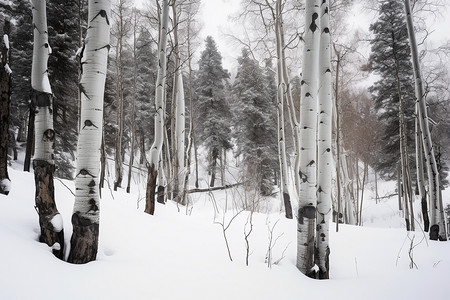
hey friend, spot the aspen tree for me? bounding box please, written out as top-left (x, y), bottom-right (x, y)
top-left (403, 0), bottom-right (447, 240)
top-left (31, 0), bottom-right (64, 259)
top-left (316, 0), bottom-right (332, 279)
top-left (297, 0), bottom-right (320, 277)
top-left (69, 0), bottom-right (111, 263)
top-left (145, 0), bottom-right (169, 214)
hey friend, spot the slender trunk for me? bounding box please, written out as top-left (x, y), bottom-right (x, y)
top-left (0, 20), bottom-right (11, 195)
top-left (24, 103), bottom-right (35, 172)
top-left (69, 0), bottom-right (111, 263)
top-left (297, 0), bottom-right (320, 277)
top-left (145, 0), bottom-right (169, 214)
top-left (210, 147), bottom-right (218, 187)
top-left (415, 104), bottom-right (428, 231)
top-left (404, 0), bottom-right (446, 240)
top-left (114, 6), bottom-right (125, 191)
top-left (359, 162), bottom-right (368, 226)
top-left (31, 0), bottom-right (64, 259)
top-left (127, 11), bottom-right (138, 194)
top-left (333, 46), bottom-right (342, 231)
top-left (275, 0), bottom-right (293, 219)
top-left (277, 1), bottom-right (300, 200)
top-left (315, 0), bottom-right (332, 279)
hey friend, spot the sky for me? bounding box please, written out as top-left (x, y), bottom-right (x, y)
top-left (134, 0), bottom-right (450, 75)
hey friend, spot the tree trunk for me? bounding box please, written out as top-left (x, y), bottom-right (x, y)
top-left (127, 10), bottom-right (138, 194)
top-left (403, 0), bottom-right (446, 240)
top-left (31, 0), bottom-right (64, 259)
top-left (69, 0), bottom-right (111, 263)
top-left (145, 0), bottom-right (169, 214)
top-left (275, 0), bottom-right (293, 219)
top-left (315, 0), bottom-right (332, 279)
top-left (24, 103), bottom-right (35, 172)
top-left (415, 104), bottom-right (429, 231)
top-left (0, 20), bottom-right (11, 195)
top-left (297, 0), bottom-right (320, 278)
top-left (209, 147), bottom-right (218, 187)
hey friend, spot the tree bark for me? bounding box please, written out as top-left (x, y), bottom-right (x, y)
top-left (127, 10), bottom-right (138, 194)
top-left (297, 0), bottom-right (320, 278)
top-left (69, 0), bottom-right (111, 263)
top-left (0, 20), bottom-right (11, 195)
top-left (403, 0), bottom-right (446, 240)
top-left (31, 0), bottom-right (64, 259)
top-left (315, 0), bottom-right (332, 279)
top-left (275, 0), bottom-right (293, 219)
top-left (145, 0), bottom-right (169, 214)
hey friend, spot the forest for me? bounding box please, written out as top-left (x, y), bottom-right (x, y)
top-left (0, 0), bottom-right (450, 299)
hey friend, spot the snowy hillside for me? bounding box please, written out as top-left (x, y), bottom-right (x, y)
top-left (0, 166), bottom-right (449, 300)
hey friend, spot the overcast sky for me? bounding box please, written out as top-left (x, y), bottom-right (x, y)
top-left (134, 0), bottom-right (450, 75)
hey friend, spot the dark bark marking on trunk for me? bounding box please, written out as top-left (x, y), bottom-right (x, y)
top-left (68, 213), bottom-right (99, 264)
top-left (283, 192), bottom-right (293, 219)
top-left (145, 163), bottom-right (157, 215)
top-left (298, 205), bottom-right (316, 225)
top-left (157, 185), bottom-right (165, 204)
top-left (33, 160), bottom-right (64, 259)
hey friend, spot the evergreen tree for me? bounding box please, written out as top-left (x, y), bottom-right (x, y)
top-left (134, 28), bottom-right (156, 163)
top-left (194, 36), bottom-right (231, 187)
top-left (47, 0), bottom-right (81, 179)
top-left (232, 49), bottom-right (277, 195)
top-left (368, 0), bottom-right (416, 181)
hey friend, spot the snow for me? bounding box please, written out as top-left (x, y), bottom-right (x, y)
top-left (50, 213), bottom-right (63, 232)
top-left (0, 178), bottom-right (11, 193)
top-left (3, 34), bottom-right (9, 50)
top-left (0, 166), bottom-right (449, 300)
top-left (4, 63), bottom-right (12, 75)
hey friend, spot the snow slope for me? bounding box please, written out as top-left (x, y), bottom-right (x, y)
top-left (0, 167), bottom-right (449, 300)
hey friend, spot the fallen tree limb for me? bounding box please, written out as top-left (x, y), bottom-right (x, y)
top-left (186, 182), bottom-right (243, 194)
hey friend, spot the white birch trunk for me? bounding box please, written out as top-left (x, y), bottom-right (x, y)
top-left (316, 0), bottom-right (332, 279)
top-left (275, 0), bottom-right (293, 219)
top-left (276, 0), bottom-right (301, 202)
top-left (31, 0), bottom-right (65, 259)
top-left (415, 103), bottom-right (429, 230)
top-left (69, 0), bottom-right (111, 263)
top-left (145, 0), bottom-right (169, 214)
top-left (297, 0), bottom-right (320, 277)
top-left (172, 1), bottom-right (186, 203)
top-left (403, 0), bottom-right (446, 240)
top-left (32, 0), bottom-right (53, 162)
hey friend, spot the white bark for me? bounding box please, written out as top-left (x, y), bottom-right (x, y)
top-left (148, 0), bottom-right (169, 170)
top-left (297, 0), bottom-right (320, 276)
top-left (275, 0), bottom-right (292, 219)
top-left (31, 0), bottom-right (53, 164)
top-left (316, 0), bottom-right (332, 279)
top-left (403, 0), bottom-right (446, 240)
top-left (74, 0), bottom-right (111, 224)
top-left (172, 1), bottom-right (186, 201)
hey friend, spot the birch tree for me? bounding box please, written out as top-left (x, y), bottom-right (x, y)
top-left (0, 20), bottom-right (11, 195)
top-left (403, 0), bottom-right (447, 240)
top-left (297, 0), bottom-right (320, 277)
top-left (68, 0), bottom-right (111, 263)
top-left (30, 0), bottom-right (64, 259)
top-left (315, 0), bottom-right (332, 279)
top-left (171, 0), bottom-right (186, 203)
top-left (145, 0), bottom-right (169, 215)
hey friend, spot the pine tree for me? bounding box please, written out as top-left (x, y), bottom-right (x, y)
top-left (232, 48), bottom-right (277, 196)
top-left (47, 0), bottom-right (81, 179)
top-left (194, 36), bottom-right (231, 187)
top-left (134, 28), bottom-right (156, 164)
top-left (368, 0), bottom-right (416, 181)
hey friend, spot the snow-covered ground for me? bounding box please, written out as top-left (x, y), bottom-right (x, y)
top-left (0, 162), bottom-right (449, 300)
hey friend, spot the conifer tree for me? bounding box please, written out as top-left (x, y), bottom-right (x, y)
top-left (232, 48), bottom-right (277, 195)
top-left (368, 0), bottom-right (416, 181)
top-left (194, 36), bottom-right (231, 187)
